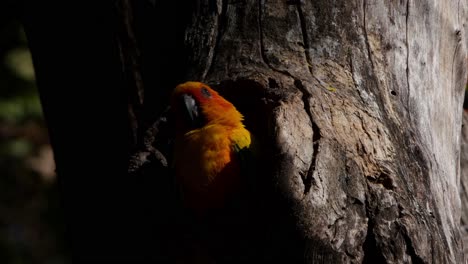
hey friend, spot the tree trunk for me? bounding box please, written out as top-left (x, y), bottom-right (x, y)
top-left (176, 0), bottom-right (467, 263)
top-left (22, 0), bottom-right (468, 263)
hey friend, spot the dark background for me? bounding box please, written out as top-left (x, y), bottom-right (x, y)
top-left (0, 4), bottom-right (69, 264)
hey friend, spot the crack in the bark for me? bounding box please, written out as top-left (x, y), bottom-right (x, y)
top-left (362, 0), bottom-right (374, 69)
top-left (258, 0), bottom-right (317, 83)
top-left (451, 39), bottom-right (461, 95)
top-left (257, 0), bottom-right (297, 79)
top-left (402, 227), bottom-right (425, 264)
top-left (362, 191), bottom-right (386, 263)
top-left (293, 1), bottom-right (323, 196)
top-left (258, 0), bottom-right (292, 79)
top-left (203, 0), bottom-right (228, 81)
top-left (405, 0), bottom-right (411, 113)
top-left (258, 0), bottom-right (321, 195)
top-left (296, 2), bottom-right (313, 75)
top-left (294, 79), bottom-right (321, 195)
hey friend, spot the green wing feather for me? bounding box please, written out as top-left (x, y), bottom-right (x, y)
top-left (232, 134), bottom-right (258, 196)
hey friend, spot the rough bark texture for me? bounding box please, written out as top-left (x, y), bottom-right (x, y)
top-left (174, 0), bottom-right (468, 263)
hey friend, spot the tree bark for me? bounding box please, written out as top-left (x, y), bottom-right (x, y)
top-left (177, 0), bottom-right (467, 263)
top-left (170, 0), bottom-right (467, 263)
top-left (22, 0), bottom-right (468, 263)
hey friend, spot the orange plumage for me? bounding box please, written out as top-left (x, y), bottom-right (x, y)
top-left (171, 81), bottom-right (251, 215)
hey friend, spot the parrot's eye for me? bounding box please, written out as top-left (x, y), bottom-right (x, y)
top-left (201, 87), bottom-right (212, 98)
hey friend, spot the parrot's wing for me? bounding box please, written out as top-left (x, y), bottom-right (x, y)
top-left (232, 134), bottom-right (258, 197)
top-left (233, 143), bottom-right (253, 176)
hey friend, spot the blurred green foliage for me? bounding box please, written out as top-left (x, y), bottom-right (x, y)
top-left (4, 139), bottom-right (32, 158)
top-left (0, 11), bottom-right (69, 264)
top-left (0, 21), bottom-right (41, 123)
top-left (0, 94), bottom-right (42, 122)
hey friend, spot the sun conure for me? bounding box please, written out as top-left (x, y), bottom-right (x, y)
top-left (170, 81), bottom-right (252, 217)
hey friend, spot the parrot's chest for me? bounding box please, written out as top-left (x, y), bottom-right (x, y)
top-left (175, 125), bottom-right (235, 191)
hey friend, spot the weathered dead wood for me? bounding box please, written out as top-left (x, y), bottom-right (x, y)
top-left (176, 0), bottom-right (468, 263)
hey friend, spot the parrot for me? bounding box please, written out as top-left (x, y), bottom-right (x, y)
top-left (170, 81), bottom-right (253, 218)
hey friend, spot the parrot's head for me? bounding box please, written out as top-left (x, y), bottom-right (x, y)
top-left (170, 81), bottom-right (245, 133)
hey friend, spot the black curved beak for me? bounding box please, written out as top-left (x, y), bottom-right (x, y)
top-left (181, 94), bottom-right (203, 129)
